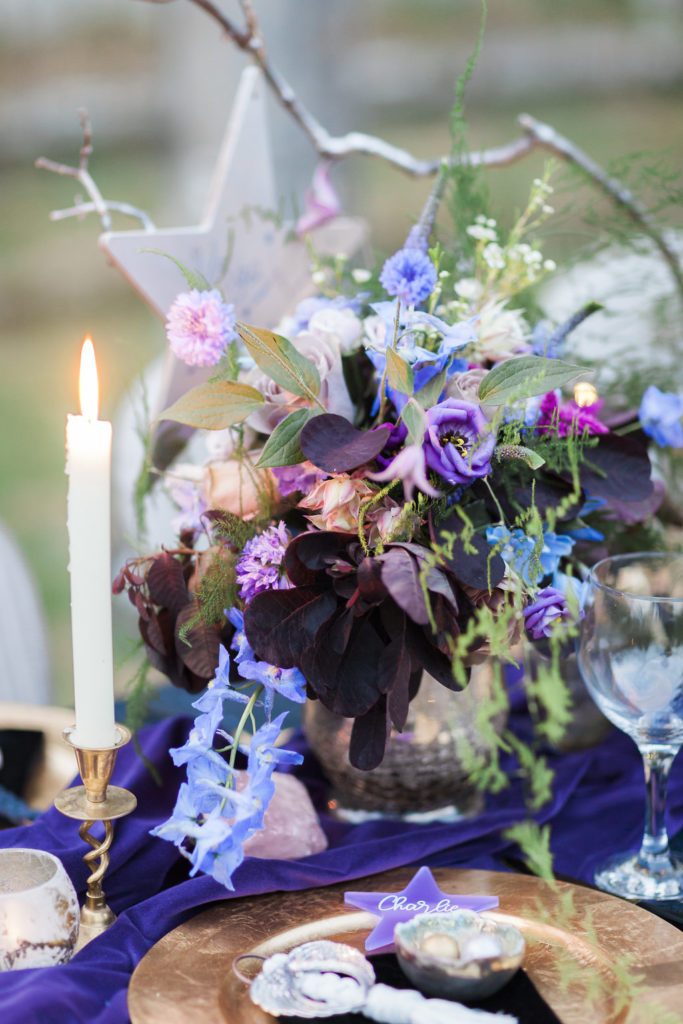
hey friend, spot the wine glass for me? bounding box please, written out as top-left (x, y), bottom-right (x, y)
top-left (577, 551), bottom-right (683, 900)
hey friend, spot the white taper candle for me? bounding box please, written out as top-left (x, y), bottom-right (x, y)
top-left (65, 338), bottom-right (117, 749)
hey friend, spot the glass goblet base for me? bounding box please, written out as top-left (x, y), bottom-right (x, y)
top-left (595, 849), bottom-right (683, 901)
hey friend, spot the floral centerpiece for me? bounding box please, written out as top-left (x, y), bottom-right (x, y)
top-left (115, 159), bottom-right (681, 888)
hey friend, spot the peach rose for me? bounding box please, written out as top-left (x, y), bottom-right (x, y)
top-left (202, 459), bottom-right (276, 519)
top-left (299, 474), bottom-right (375, 533)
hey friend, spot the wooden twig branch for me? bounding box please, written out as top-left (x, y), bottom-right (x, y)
top-left (187, 0), bottom-right (683, 298)
top-left (35, 109), bottom-right (155, 231)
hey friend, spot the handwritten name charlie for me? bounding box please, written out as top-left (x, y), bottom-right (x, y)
top-left (377, 896), bottom-right (461, 913)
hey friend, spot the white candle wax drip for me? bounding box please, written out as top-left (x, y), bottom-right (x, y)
top-left (65, 338), bottom-right (117, 749)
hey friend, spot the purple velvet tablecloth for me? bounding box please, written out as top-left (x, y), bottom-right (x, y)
top-left (0, 711), bottom-right (682, 1024)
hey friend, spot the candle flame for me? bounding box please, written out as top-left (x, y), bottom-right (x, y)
top-left (79, 337), bottom-right (99, 421)
top-left (573, 382), bottom-right (598, 408)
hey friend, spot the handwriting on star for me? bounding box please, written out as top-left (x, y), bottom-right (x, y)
top-left (344, 866), bottom-right (499, 951)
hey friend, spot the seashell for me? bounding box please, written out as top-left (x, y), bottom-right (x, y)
top-left (394, 909), bottom-right (525, 1001)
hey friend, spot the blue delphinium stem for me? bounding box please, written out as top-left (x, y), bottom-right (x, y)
top-left (226, 684), bottom-right (263, 782)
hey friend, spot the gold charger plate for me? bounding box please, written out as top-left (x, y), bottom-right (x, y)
top-left (128, 866), bottom-right (683, 1024)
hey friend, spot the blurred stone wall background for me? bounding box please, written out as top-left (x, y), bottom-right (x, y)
top-left (1, 0), bottom-right (682, 705)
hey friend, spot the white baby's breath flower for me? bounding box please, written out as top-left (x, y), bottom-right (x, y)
top-left (543, 259), bottom-right (557, 272)
top-left (467, 224), bottom-right (497, 242)
top-left (454, 277), bottom-right (482, 301)
top-left (351, 268), bottom-right (372, 284)
top-left (311, 270), bottom-right (327, 286)
top-left (482, 242), bottom-right (505, 269)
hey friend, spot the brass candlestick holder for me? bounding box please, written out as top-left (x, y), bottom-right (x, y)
top-left (54, 724), bottom-right (137, 950)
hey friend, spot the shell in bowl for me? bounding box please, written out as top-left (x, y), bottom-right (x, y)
top-left (394, 909), bottom-right (525, 1001)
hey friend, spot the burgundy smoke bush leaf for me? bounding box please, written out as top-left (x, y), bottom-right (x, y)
top-left (603, 478), bottom-right (665, 524)
top-left (423, 566), bottom-right (459, 611)
top-left (143, 609), bottom-right (172, 657)
top-left (578, 433), bottom-right (653, 501)
top-left (405, 621), bottom-right (458, 689)
top-left (349, 699), bottom-right (389, 770)
top-left (356, 557), bottom-right (387, 605)
top-left (379, 547), bottom-right (430, 625)
top-left (284, 531), bottom-right (353, 585)
top-left (175, 601), bottom-right (221, 679)
top-left (124, 567), bottom-right (146, 587)
top-left (244, 587), bottom-right (338, 668)
top-left (112, 569), bottom-right (126, 594)
top-left (300, 414), bottom-right (391, 473)
top-left (147, 552), bottom-right (189, 614)
top-left (379, 638), bottom-right (412, 730)
top-left (302, 616), bottom-right (387, 717)
top-left (435, 520), bottom-right (506, 590)
top-left (134, 591), bottom-right (150, 622)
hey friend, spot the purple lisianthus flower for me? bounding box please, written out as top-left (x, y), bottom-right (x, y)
top-left (376, 420), bottom-right (408, 468)
top-left (524, 586), bottom-right (576, 639)
top-left (537, 391), bottom-right (608, 438)
top-left (639, 385), bottom-right (683, 448)
top-left (166, 288), bottom-right (237, 367)
top-left (423, 399), bottom-right (495, 486)
top-left (235, 521), bottom-right (292, 604)
top-left (379, 248), bottom-right (437, 306)
top-left (369, 444), bottom-right (441, 503)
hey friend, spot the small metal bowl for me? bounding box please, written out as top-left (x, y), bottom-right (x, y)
top-left (394, 910), bottom-right (525, 1002)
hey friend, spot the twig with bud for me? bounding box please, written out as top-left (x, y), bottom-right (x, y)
top-left (35, 108), bottom-right (155, 231)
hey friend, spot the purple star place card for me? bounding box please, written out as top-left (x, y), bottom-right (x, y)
top-left (344, 866), bottom-right (500, 951)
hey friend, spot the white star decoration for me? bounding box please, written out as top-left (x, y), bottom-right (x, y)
top-left (99, 65), bottom-right (367, 411)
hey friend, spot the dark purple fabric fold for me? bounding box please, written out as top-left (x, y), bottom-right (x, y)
top-left (0, 711), bottom-right (681, 1023)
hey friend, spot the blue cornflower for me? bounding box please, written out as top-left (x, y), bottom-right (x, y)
top-left (379, 248), bottom-right (437, 306)
top-left (639, 385), bottom-right (683, 448)
top-left (487, 525), bottom-right (574, 586)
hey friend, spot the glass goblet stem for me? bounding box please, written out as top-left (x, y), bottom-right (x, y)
top-left (638, 746), bottom-right (677, 868)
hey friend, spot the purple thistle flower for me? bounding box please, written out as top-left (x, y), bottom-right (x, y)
top-left (423, 399), bottom-right (495, 487)
top-left (379, 248), bottom-right (437, 306)
top-left (166, 288), bottom-right (237, 367)
top-left (235, 522), bottom-right (292, 604)
top-left (523, 586), bottom-right (576, 639)
top-left (639, 385), bottom-right (683, 448)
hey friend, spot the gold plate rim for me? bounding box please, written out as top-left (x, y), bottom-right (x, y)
top-left (127, 866), bottom-right (683, 1024)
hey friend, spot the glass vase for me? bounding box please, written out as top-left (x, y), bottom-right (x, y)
top-left (303, 661), bottom-right (506, 822)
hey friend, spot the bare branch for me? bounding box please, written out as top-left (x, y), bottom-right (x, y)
top-left (48, 200), bottom-right (156, 230)
top-left (186, 0), bottom-right (682, 298)
top-left (35, 109), bottom-right (155, 232)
